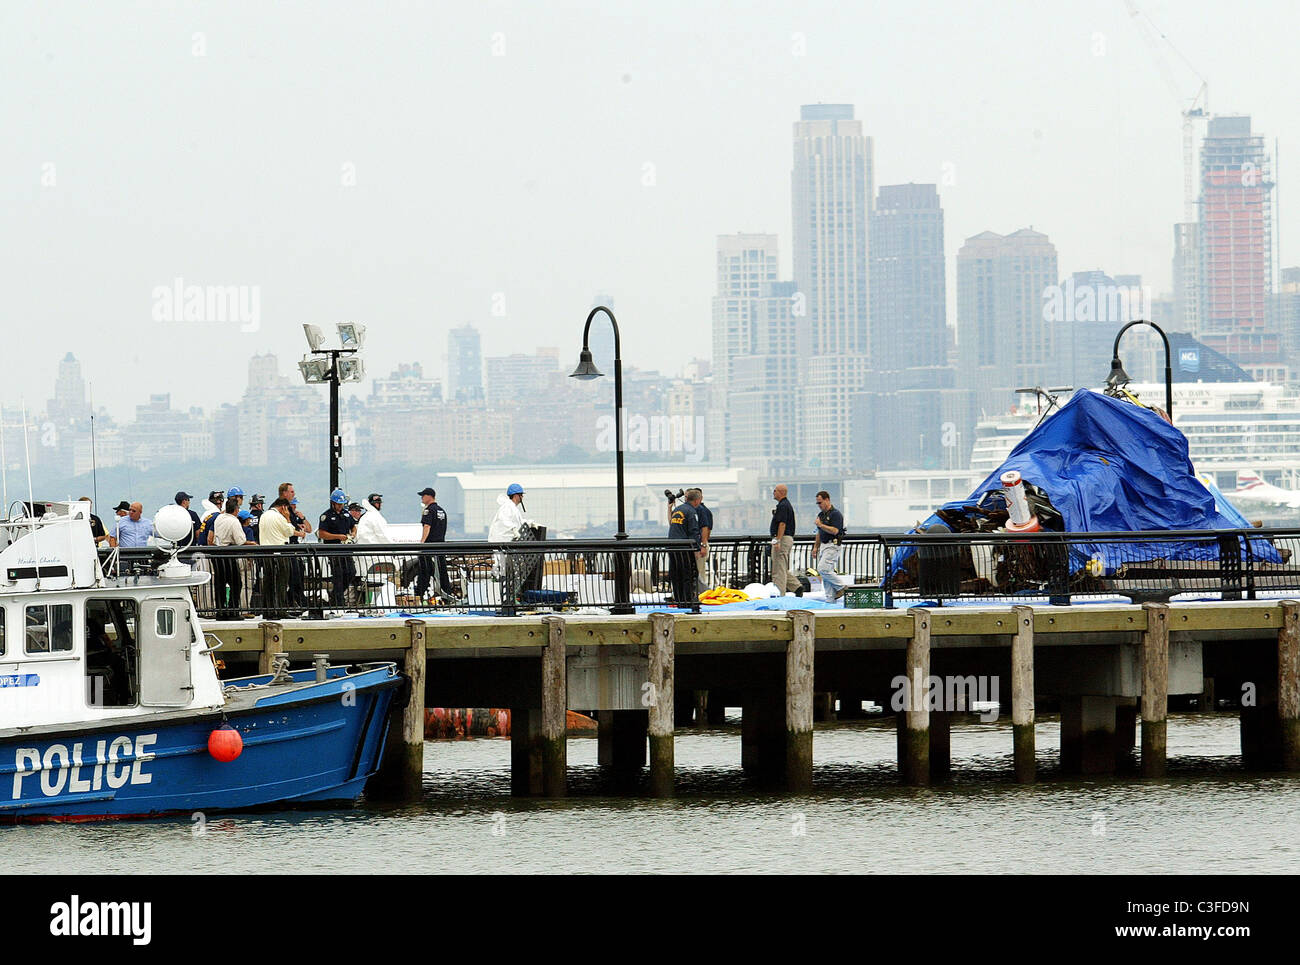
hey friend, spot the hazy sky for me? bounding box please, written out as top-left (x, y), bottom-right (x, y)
top-left (4, 0), bottom-right (1297, 419)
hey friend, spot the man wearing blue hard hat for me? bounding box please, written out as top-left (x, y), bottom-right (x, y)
top-left (318, 487), bottom-right (358, 612)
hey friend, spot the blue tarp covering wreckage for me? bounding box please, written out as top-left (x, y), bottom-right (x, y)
top-left (889, 389), bottom-right (1281, 580)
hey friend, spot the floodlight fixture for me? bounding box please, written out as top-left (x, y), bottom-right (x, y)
top-left (303, 323), bottom-right (326, 352)
top-left (298, 356), bottom-right (330, 384)
top-left (337, 357), bottom-right (366, 383)
top-left (337, 323), bottom-right (366, 350)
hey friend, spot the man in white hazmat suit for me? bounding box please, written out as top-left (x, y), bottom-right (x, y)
top-left (356, 493), bottom-right (392, 544)
top-left (490, 483), bottom-right (534, 614)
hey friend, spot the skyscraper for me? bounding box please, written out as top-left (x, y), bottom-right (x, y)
top-left (792, 104), bottom-right (873, 472)
top-left (711, 234), bottom-right (779, 464)
top-left (727, 281), bottom-right (800, 477)
top-left (47, 352), bottom-right (90, 424)
top-left (1198, 115), bottom-right (1276, 375)
top-left (870, 183), bottom-right (947, 371)
top-left (956, 228), bottom-right (1059, 431)
top-left (587, 292), bottom-right (618, 378)
top-left (1172, 222), bottom-right (1200, 333)
top-left (447, 324), bottom-right (484, 402)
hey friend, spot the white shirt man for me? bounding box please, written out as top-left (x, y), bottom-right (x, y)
top-left (258, 500), bottom-right (296, 546)
top-left (213, 507), bottom-right (252, 546)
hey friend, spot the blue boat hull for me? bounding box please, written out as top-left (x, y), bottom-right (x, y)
top-left (0, 665), bottom-right (403, 821)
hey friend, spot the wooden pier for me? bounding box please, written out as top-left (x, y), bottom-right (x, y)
top-left (203, 599), bottom-right (1300, 797)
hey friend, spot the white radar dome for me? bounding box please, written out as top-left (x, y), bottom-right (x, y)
top-left (154, 504), bottom-right (194, 544)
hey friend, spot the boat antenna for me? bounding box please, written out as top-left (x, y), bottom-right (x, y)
top-left (0, 401), bottom-right (8, 518)
top-left (89, 382), bottom-right (99, 513)
top-left (20, 399), bottom-right (39, 589)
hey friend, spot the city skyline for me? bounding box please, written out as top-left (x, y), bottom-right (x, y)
top-left (5, 1), bottom-right (1300, 418)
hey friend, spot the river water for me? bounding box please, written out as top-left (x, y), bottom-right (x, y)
top-left (5, 712), bottom-right (1299, 874)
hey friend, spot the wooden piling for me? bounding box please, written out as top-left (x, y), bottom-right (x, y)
top-left (648, 612), bottom-right (675, 797)
top-left (510, 709), bottom-right (543, 795)
top-left (786, 610), bottom-right (815, 792)
top-left (902, 608), bottom-right (931, 785)
top-left (258, 621), bottom-right (283, 675)
top-left (368, 618), bottom-right (426, 800)
top-left (693, 690), bottom-right (709, 728)
top-left (1115, 698), bottom-right (1138, 770)
top-left (741, 689), bottom-right (784, 783)
top-left (540, 616), bottom-right (567, 797)
top-left (1010, 604), bottom-right (1035, 783)
top-left (1061, 696), bottom-right (1118, 774)
top-left (1278, 601), bottom-right (1300, 770)
top-left (929, 711), bottom-right (951, 781)
top-left (1141, 602), bottom-right (1169, 777)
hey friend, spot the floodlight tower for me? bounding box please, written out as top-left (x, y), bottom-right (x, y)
top-left (300, 323), bottom-right (367, 493)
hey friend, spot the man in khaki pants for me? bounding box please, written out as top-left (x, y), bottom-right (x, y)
top-left (769, 484), bottom-right (802, 596)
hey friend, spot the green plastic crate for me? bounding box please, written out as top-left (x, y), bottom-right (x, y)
top-left (843, 585), bottom-right (884, 609)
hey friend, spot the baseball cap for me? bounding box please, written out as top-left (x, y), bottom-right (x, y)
top-left (113, 500), bottom-right (131, 513)
top-left (175, 491), bottom-right (192, 503)
top-left (417, 487), bottom-right (436, 497)
top-left (348, 502), bottom-right (364, 512)
top-left (237, 509), bottom-right (252, 521)
top-left (290, 499), bottom-right (299, 506)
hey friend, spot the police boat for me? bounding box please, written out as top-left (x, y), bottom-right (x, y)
top-left (0, 500), bottom-right (403, 820)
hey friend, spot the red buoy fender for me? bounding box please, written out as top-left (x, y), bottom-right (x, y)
top-left (208, 725), bottom-right (243, 762)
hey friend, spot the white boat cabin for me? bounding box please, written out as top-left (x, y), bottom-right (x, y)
top-left (0, 502), bottom-right (224, 731)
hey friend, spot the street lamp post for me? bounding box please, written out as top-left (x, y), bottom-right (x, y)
top-left (300, 324), bottom-right (366, 494)
top-left (570, 305), bottom-right (632, 615)
top-left (1105, 319), bottom-right (1173, 419)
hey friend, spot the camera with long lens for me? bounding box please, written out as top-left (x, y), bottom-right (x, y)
top-left (664, 488), bottom-right (685, 502)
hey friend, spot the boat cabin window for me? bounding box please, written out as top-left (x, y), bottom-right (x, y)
top-left (25, 604), bottom-right (73, 654)
top-left (156, 608), bottom-right (175, 637)
top-left (85, 599), bottom-right (139, 708)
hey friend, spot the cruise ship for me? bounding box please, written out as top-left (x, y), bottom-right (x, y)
top-left (969, 382), bottom-right (1300, 521)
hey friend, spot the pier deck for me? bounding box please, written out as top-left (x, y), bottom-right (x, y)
top-left (204, 599), bottom-right (1300, 795)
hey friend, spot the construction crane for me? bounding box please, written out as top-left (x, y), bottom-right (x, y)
top-left (1123, 0), bottom-right (1209, 221)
